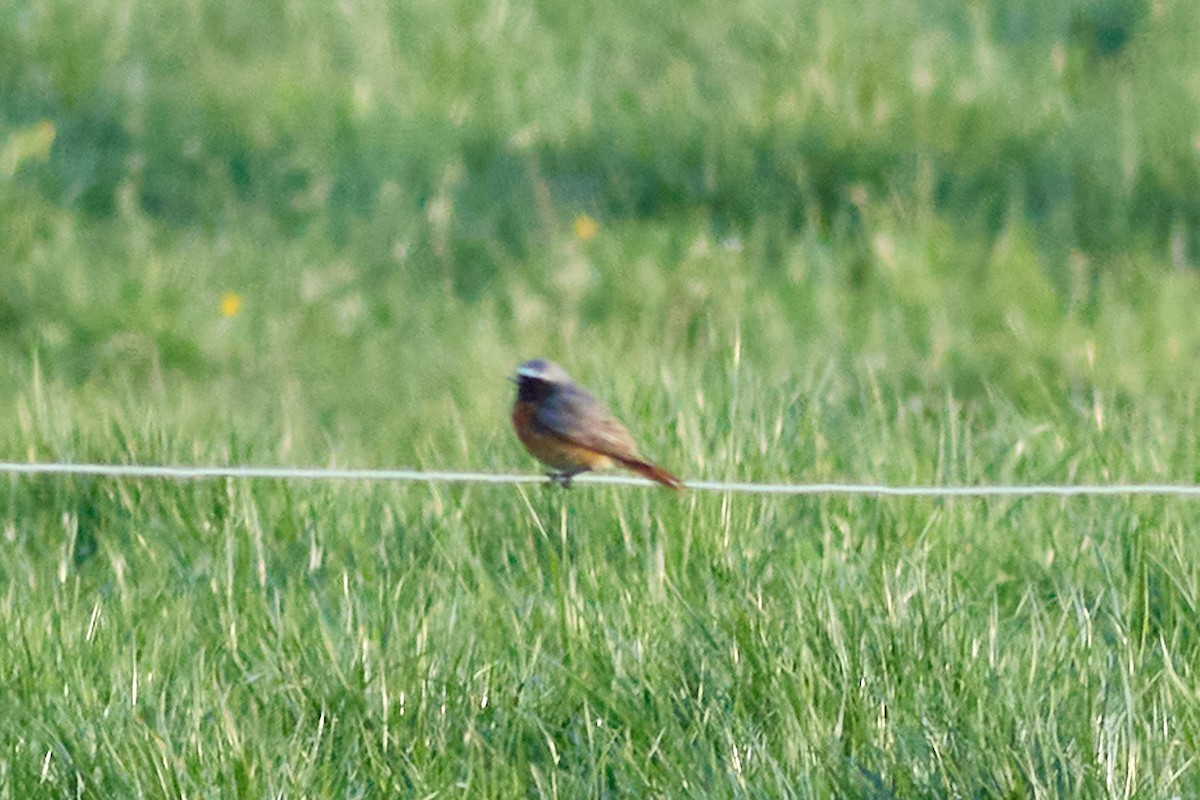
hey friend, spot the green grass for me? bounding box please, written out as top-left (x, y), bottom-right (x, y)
top-left (4, 0), bottom-right (1200, 796)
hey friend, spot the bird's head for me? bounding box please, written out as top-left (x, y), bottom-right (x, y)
top-left (512, 359), bottom-right (572, 400)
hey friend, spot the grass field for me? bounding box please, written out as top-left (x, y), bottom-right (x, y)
top-left (4, 0), bottom-right (1200, 796)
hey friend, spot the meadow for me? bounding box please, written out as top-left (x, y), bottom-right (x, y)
top-left (3, 0), bottom-right (1200, 796)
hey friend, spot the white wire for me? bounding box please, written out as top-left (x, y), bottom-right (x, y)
top-left (3, 461), bottom-right (1200, 497)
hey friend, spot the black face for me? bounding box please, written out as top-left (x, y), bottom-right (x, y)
top-left (516, 375), bottom-right (557, 403)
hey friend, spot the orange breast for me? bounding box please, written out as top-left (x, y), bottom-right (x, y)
top-left (512, 401), bottom-right (613, 471)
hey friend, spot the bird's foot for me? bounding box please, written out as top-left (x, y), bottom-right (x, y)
top-left (547, 472), bottom-right (575, 489)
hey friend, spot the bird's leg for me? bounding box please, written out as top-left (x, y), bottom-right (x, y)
top-left (547, 470), bottom-right (579, 488)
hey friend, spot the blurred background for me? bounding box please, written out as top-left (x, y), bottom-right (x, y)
top-left (7, 4), bottom-right (1200, 794)
top-left (2, 0), bottom-right (1198, 471)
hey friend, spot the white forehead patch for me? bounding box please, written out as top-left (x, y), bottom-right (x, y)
top-left (515, 359), bottom-right (571, 383)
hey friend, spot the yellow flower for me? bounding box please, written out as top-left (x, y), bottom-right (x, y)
top-left (219, 291), bottom-right (243, 318)
top-left (573, 213), bottom-right (598, 242)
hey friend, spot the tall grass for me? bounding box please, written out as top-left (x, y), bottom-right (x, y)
top-left (3, 0), bottom-right (1200, 795)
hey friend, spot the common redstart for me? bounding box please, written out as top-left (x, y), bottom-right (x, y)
top-left (511, 359), bottom-right (684, 490)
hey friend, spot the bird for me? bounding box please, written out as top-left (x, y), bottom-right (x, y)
top-left (510, 359), bottom-right (684, 490)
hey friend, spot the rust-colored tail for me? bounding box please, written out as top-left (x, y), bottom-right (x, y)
top-left (616, 456), bottom-right (685, 490)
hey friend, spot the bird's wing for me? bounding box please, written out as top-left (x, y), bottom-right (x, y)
top-left (534, 385), bottom-right (639, 459)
